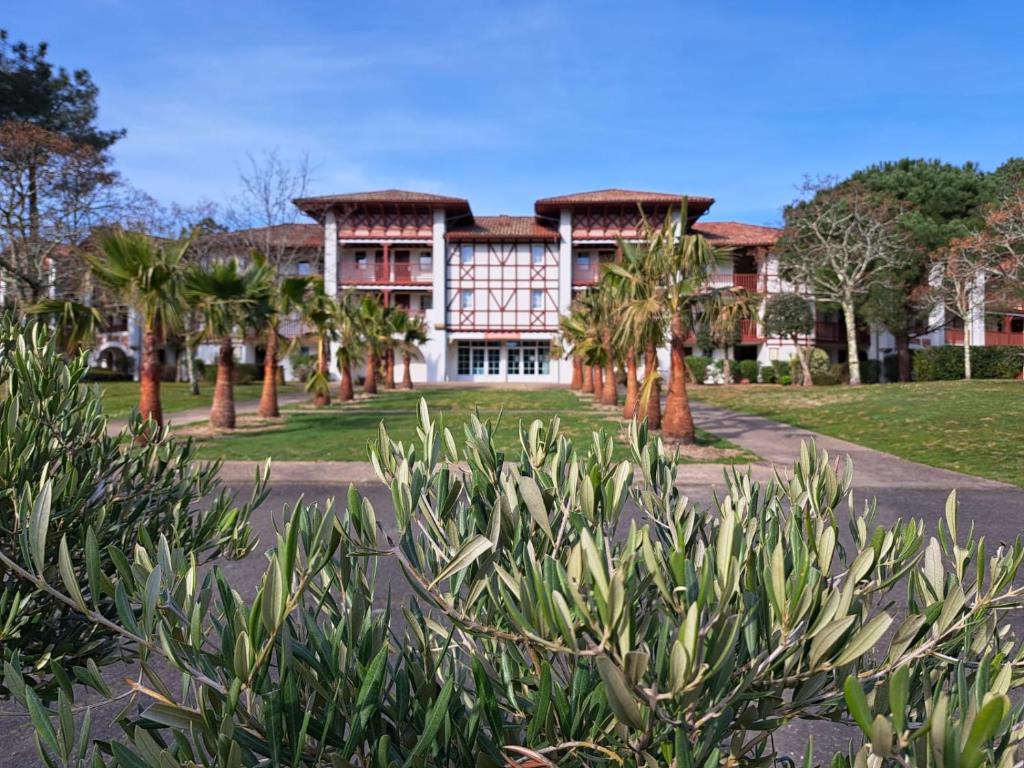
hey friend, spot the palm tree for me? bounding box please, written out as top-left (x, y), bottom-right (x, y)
top-left (358, 296), bottom-right (387, 395)
top-left (559, 312), bottom-right (587, 391)
top-left (395, 312), bottom-right (429, 389)
top-left (701, 287), bottom-right (761, 386)
top-left (186, 257), bottom-right (273, 429)
top-left (602, 266), bottom-right (645, 420)
top-left (302, 285), bottom-right (338, 407)
top-left (335, 291), bottom-right (364, 401)
top-left (25, 298), bottom-right (105, 356)
top-left (88, 230), bottom-right (189, 427)
top-left (257, 267), bottom-right (314, 418)
top-left (608, 202), bottom-right (722, 442)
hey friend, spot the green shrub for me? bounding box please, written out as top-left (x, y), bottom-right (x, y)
top-left (760, 365), bottom-right (777, 383)
top-left (0, 319), bottom-right (262, 698)
top-left (973, 346), bottom-right (1023, 379)
top-left (911, 346), bottom-right (1021, 381)
top-left (771, 358), bottom-right (790, 382)
top-left (8, 403), bottom-right (1024, 766)
top-left (232, 362), bottom-right (262, 384)
top-left (861, 359), bottom-right (881, 384)
top-left (684, 355), bottom-right (710, 384)
top-left (736, 359), bottom-right (759, 382)
top-left (883, 353), bottom-right (902, 383)
top-left (780, 373), bottom-right (793, 385)
top-left (193, 357), bottom-right (207, 378)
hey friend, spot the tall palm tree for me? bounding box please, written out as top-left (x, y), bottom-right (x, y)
top-left (186, 257), bottom-right (273, 429)
top-left (88, 230), bottom-right (189, 427)
top-left (335, 291), bottom-right (364, 401)
top-left (357, 296), bottom-right (387, 395)
top-left (257, 266), bottom-right (314, 418)
top-left (302, 285), bottom-right (337, 407)
top-left (602, 265), bottom-right (644, 420)
top-left (701, 287), bottom-right (761, 386)
top-left (608, 202), bottom-right (722, 442)
top-left (395, 312), bottom-right (429, 389)
top-left (558, 311), bottom-right (587, 391)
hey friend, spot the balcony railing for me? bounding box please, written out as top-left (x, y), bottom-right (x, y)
top-left (986, 330), bottom-right (1024, 347)
top-left (341, 262), bottom-right (432, 285)
top-left (945, 328), bottom-right (965, 345)
top-left (708, 273), bottom-right (762, 292)
top-left (739, 319), bottom-right (761, 341)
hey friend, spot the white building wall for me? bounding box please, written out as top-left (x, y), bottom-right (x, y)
top-left (425, 208), bottom-right (448, 382)
top-left (323, 210), bottom-right (339, 379)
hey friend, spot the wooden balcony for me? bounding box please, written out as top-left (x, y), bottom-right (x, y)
top-left (986, 329), bottom-right (1024, 347)
top-left (815, 321), bottom-right (843, 343)
top-left (945, 328), bottom-right (965, 345)
top-left (708, 273), bottom-right (762, 292)
top-left (739, 319), bottom-right (761, 342)
top-left (341, 262), bottom-right (432, 285)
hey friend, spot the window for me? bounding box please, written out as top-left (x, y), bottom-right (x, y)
top-left (457, 341), bottom-right (500, 376)
top-left (355, 251), bottom-right (368, 268)
top-left (531, 289), bottom-right (544, 310)
top-left (461, 290), bottom-right (474, 310)
top-left (576, 251), bottom-right (591, 267)
top-left (297, 260), bottom-right (311, 276)
top-left (419, 252), bottom-right (433, 269)
top-left (421, 295), bottom-right (433, 311)
top-left (460, 245), bottom-right (474, 264)
top-left (507, 341), bottom-right (550, 377)
top-left (531, 244), bottom-right (545, 265)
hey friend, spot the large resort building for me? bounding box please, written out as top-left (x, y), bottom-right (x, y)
top-left (291, 188), bottom-right (787, 384)
top-left (49, 187), bottom-right (1022, 384)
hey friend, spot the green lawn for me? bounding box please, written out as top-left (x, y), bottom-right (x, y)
top-left (92, 381), bottom-right (300, 420)
top-left (690, 381), bottom-right (1024, 486)
top-left (190, 387), bottom-right (755, 464)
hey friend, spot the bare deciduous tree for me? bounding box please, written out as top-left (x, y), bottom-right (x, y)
top-left (777, 180), bottom-right (909, 385)
top-left (225, 149), bottom-right (313, 269)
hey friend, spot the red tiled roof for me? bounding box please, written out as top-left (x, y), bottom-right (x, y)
top-left (447, 215), bottom-right (559, 242)
top-left (294, 189), bottom-right (470, 217)
top-left (535, 188), bottom-right (714, 214)
top-left (691, 221), bottom-right (781, 247)
top-left (207, 223), bottom-right (323, 250)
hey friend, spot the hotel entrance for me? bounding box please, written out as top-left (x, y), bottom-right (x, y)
top-left (452, 339), bottom-right (555, 382)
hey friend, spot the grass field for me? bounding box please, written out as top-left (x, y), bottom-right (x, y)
top-left (190, 387), bottom-right (755, 463)
top-left (93, 381), bottom-right (301, 420)
top-left (691, 380), bottom-right (1024, 486)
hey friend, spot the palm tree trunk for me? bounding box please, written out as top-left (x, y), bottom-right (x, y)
top-left (402, 352), bottom-right (414, 389)
top-left (340, 359), bottom-right (354, 401)
top-left (365, 350), bottom-right (378, 394)
top-left (602, 361), bottom-right (617, 406)
top-left (570, 357), bottom-right (583, 390)
top-left (663, 313), bottom-right (695, 443)
top-left (644, 342), bottom-right (661, 430)
top-left (210, 335), bottom-right (236, 429)
top-left (139, 323), bottom-right (162, 427)
top-left (581, 364), bottom-right (594, 393)
top-left (594, 365), bottom-right (604, 396)
top-left (722, 355), bottom-right (733, 386)
top-left (385, 350), bottom-right (396, 389)
top-left (259, 326), bottom-right (280, 418)
top-left (313, 334), bottom-right (330, 407)
top-left (623, 350), bottom-right (639, 419)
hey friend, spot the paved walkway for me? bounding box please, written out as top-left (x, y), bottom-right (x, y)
top-left (107, 390), bottom-right (310, 433)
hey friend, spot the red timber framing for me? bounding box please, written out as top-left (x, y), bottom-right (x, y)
top-left (336, 204), bottom-right (434, 240)
top-left (446, 242), bottom-right (559, 332)
top-left (570, 205), bottom-right (673, 241)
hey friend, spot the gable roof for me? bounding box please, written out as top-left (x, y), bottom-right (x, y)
top-left (294, 189), bottom-right (471, 219)
top-left (535, 188), bottom-right (714, 217)
top-left (204, 223), bottom-right (323, 250)
top-left (691, 221), bottom-right (781, 247)
top-left (447, 215), bottom-right (558, 242)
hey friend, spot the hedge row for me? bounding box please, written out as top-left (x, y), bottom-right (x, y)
top-left (912, 346), bottom-right (1022, 381)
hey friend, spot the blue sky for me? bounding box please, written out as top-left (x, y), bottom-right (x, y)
top-left (8, 1), bottom-right (1024, 225)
